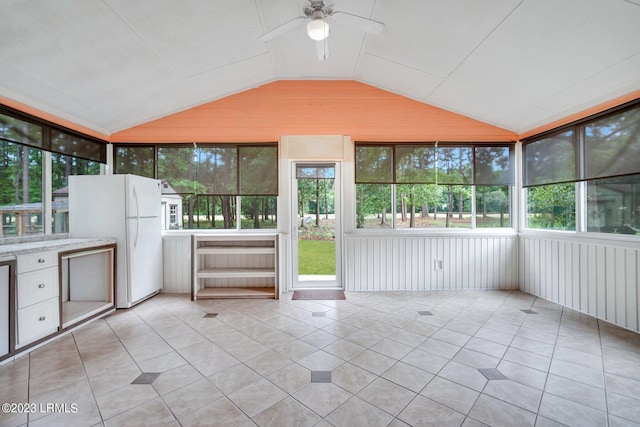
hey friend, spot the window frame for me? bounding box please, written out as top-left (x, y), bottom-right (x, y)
top-left (0, 104), bottom-right (108, 241)
top-left (113, 142), bottom-right (279, 231)
top-left (354, 141), bottom-right (516, 232)
top-left (522, 98), bottom-right (640, 237)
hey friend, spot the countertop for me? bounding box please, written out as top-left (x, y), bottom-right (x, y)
top-left (0, 237), bottom-right (117, 261)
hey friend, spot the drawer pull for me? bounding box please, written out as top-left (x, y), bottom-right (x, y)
top-left (38, 316), bottom-right (46, 322)
top-left (38, 258), bottom-right (46, 263)
top-left (38, 283), bottom-right (46, 288)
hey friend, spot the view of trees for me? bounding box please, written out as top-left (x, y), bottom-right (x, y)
top-left (355, 143), bottom-right (513, 228)
top-left (356, 183), bottom-right (511, 229)
top-left (526, 183), bottom-right (576, 230)
top-left (116, 144), bottom-right (278, 229)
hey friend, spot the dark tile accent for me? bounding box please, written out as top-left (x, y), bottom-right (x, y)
top-left (311, 371), bottom-right (332, 383)
top-left (131, 372), bottom-right (161, 385)
top-left (418, 311), bottom-right (433, 316)
top-left (312, 312), bottom-right (326, 317)
top-left (520, 309), bottom-right (538, 315)
top-left (478, 368), bottom-right (508, 380)
top-left (204, 313), bottom-right (219, 318)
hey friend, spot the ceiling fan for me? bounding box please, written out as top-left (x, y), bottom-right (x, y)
top-left (259, 0), bottom-right (384, 61)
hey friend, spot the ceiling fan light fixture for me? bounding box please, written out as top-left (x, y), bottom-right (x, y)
top-left (307, 17), bottom-right (329, 40)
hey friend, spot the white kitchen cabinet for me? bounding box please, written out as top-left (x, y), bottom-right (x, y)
top-left (192, 234), bottom-right (279, 300)
top-left (0, 238), bottom-right (116, 361)
top-left (16, 251), bottom-right (59, 348)
top-left (16, 297), bottom-right (59, 345)
top-left (59, 244), bottom-right (115, 328)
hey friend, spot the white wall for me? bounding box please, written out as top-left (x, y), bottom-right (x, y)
top-left (345, 234), bottom-right (518, 291)
top-left (519, 232), bottom-right (640, 333)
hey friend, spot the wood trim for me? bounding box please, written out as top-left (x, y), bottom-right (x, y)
top-left (57, 244), bottom-right (116, 330)
top-left (0, 260), bottom-right (16, 363)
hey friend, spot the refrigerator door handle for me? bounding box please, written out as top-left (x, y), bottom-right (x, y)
top-left (133, 184), bottom-right (139, 218)
top-left (134, 217), bottom-right (139, 249)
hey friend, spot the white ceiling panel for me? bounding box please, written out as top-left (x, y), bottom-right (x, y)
top-left (366, 0), bottom-right (521, 78)
top-left (105, 0), bottom-right (268, 78)
top-left (355, 53), bottom-right (443, 101)
top-left (185, 54), bottom-right (276, 101)
top-left (0, 0), bottom-right (639, 135)
top-left (426, 0), bottom-right (640, 132)
top-left (535, 53), bottom-right (640, 115)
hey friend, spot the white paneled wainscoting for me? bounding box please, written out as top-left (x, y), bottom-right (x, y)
top-left (344, 234), bottom-right (519, 292)
top-left (162, 232), bottom-right (640, 333)
top-left (519, 233), bottom-right (640, 333)
top-left (162, 233), bottom-right (192, 294)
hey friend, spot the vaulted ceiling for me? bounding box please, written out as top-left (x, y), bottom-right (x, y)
top-left (1, 0), bottom-right (639, 137)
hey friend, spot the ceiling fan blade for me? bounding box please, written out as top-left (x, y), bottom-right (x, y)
top-left (259, 16), bottom-right (309, 42)
top-left (331, 11), bottom-right (384, 35)
top-left (316, 39), bottom-right (329, 61)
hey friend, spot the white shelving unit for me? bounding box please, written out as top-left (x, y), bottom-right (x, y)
top-left (191, 234), bottom-right (279, 300)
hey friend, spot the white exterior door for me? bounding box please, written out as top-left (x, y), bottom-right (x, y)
top-left (291, 162), bottom-right (342, 289)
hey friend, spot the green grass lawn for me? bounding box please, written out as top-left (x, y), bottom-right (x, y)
top-left (298, 239), bottom-right (335, 275)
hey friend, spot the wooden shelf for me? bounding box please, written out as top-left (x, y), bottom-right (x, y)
top-left (191, 234), bottom-right (279, 300)
top-left (196, 287), bottom-right (275, 299)
top-left (196, 268), bottom-right (276, 279)
top-left (196, 247), bottom-right (275, 255)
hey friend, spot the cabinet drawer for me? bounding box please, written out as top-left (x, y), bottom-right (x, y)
top-left (18, 267), bottom-right (59, 309)
top-left (17, 297), bottom-right (59, 346)
top-left (18, 251), bottom-right (57, 274)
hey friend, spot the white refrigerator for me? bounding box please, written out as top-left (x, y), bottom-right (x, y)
top-left (69, 174), bottom-right (163, 308)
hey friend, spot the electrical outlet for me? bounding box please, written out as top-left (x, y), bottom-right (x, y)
top-left (434, 260), bottom-right (443, 271)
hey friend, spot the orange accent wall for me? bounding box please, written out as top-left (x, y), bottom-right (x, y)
top-left (111, 80), bottom-right (517, 143)
top-left (0, 96), bottom-right (109, 141)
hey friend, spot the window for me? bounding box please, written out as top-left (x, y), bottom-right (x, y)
top-left (526, 183), bottom-right (576, 230)
top-left (523, 100), bottom-right (640, 234)
top-left (0, 141), bottom-right (43, 237)
top-left (169, 204), bottom-right (177, 227)
top-left (114, 143), bottom-right (278, 230)
top-left (587, 174), bottom-right (640, 235)
top-left (1, 106), bottom-right (107, 240)
top-left (355, 142), bottom-right (514, 229)
top-left (114, 145), bottom-right (154, 178)
top-left (51, 153), bottom-right (100, 233)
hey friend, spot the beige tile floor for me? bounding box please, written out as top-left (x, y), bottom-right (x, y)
top-left (1, 290), bottom-right (640, 427)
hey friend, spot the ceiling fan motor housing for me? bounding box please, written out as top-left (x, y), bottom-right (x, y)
top-left (304, 0), bottom-right (333, 18)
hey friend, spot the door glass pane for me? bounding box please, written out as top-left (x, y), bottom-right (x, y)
top-left (297, 166), bottom-right (336, 283)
